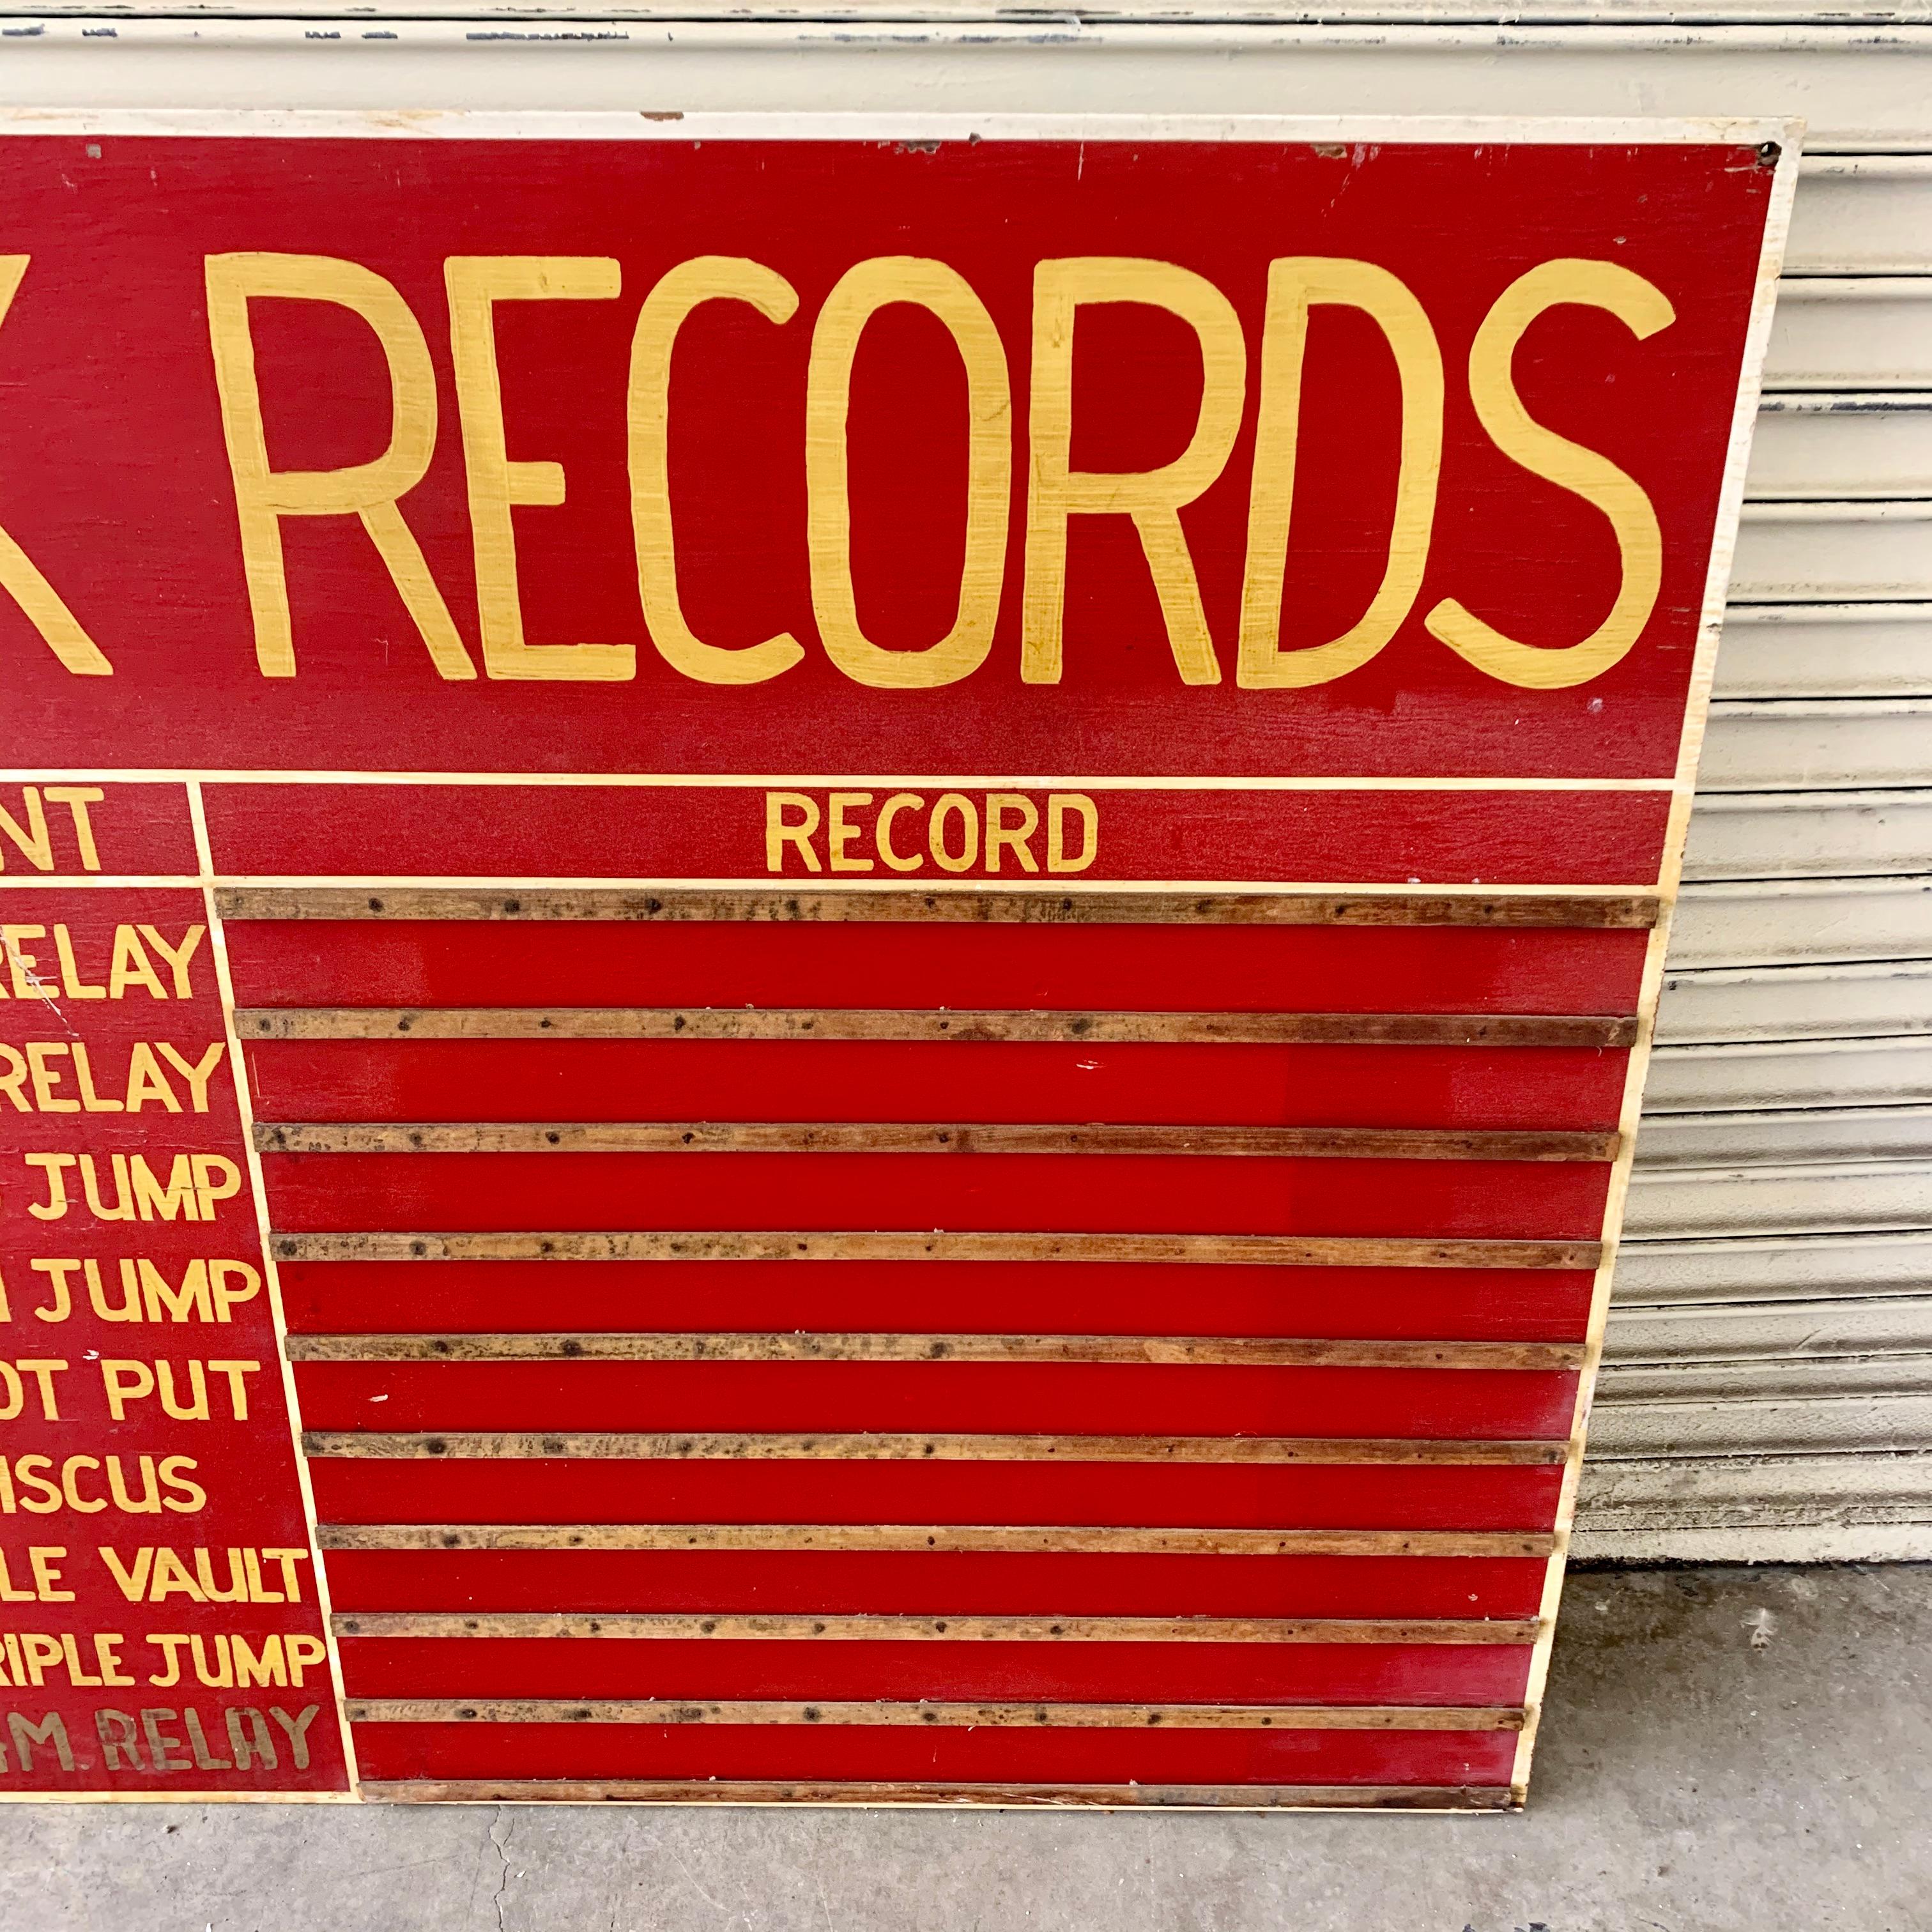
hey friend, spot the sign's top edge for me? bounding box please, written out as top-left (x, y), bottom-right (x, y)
top-left (0, 12), bottom-right (1924, 34)
top-left (2, 3), bottom-right (1928, 22)
top-left (0, 106), bottom-right (1806, 144)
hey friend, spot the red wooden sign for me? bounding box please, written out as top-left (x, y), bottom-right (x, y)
top-left (0, 112), bottom-right (1794, 1808)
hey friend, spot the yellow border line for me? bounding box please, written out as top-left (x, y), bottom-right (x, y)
top-left (0, 770), bottom-right (1683, 791)
top-left (188, 779), bottom-right (363, 1801)
top-left (4, 875), bottom-right (1671, 896)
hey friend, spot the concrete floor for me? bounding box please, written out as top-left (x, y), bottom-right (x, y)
top-left (3, 1564), bottom-right (1926, 1932)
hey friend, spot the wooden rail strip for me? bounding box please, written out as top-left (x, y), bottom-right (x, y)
top-left (316, 1523), bottom-right (1558, 1557)
top-left (256, 1121), bottom-right (1621, 1162)
top-left (237, 1006), bottom-right (1636, 1048)
top-left (271, 1231), bottom-right (1602, 1271)
top-left (218, 886), bottom-right (1660, 930)
top-left (303, 1431), bottom-right (1567, 1467)
top-left (342, 1698), bottom-right (1526, 1731)
top-left (358, 1779), bottom-right (1518, 1810)
top-left (284, 1332), bottom-right (1584, 1370)
top-left (332, 1611), bottom-right (1542, 1644)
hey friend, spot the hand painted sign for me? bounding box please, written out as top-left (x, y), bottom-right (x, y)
top-left (0, 112), bottom-right (1794, 1807)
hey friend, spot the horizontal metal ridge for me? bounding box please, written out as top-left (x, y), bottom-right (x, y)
top-left (1666, 877), bottom-right (1932, 974)
top-left (1800, 155), bottom-right (1932, 175)
top-left (256, 1121), bottom-right (1620, 1161)
top-left (272, 1231), bottom-right (1601, 1270)
top-left (237, 1007), bottom-right (1637, 1047)
top-left (332, 1610), bottom-right (1542, 1645)
top-left (1570, 1528), bottom-right (1932, 1565)
top-left (216, 887), bottom-right (1660, 929)
top-left (1632, 1106), bottom-right (1932, 1169)
top-left (1598, 1357), bottom-right (1932, 1403)
top-left (1605, 1296), bottom-right (1932, 1367)
top-left (342, 1697), bottom-right (1524, 1731)
top-left (1771, 277), bottom-right (1932, 298)
top-left (1655, 960), bottom-right (1932, 1045)
top-left (1582, 1391), bottom-right (1932, 1459)
top-left (1613, 1230), bottom-right (1932, 1308)
top-left (303, 1430), bottom-right (1567, 1466)
top-left (1722, 602), bottom-right (1932, 624)
top-left (1577, 1450), bottom-right (1932, 1520)
top-left (356, 1779), bottom-right (1515, 1811)
top-left (1680, 792), bottom-right (1932, 885)
top-left (314, 1523), bottom-right (1556, 1557)
top-left (6, 15), bottom-right (1931, 40)
top-left (1705, 695), bottom-right (1932, 715)
top-left (1712, 606), bottom-right (1932, 703)
top-left (1757, 392), bottom-right (1932, 413)
top-left (1644, 1035), bottom-right (1932, 1117)
top-left (1622, 1157), bottom-right (1932, 1240)
top-left (15, 4), bottom-right (1932, 29)
top-left (285, 1331), bottom-right (1582, 1368)
top-left (1736, 498), bottom-right (1932, 522)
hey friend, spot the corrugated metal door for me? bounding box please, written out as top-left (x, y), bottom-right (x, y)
top-left (1593, 159), bottom-right (1932, 1554)
top-left (0, 2), bottom-right (1926, 1560)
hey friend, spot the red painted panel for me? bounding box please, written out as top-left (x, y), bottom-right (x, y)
top-left (0, 122), bottom-right (1777, 1805)
top-left (278, 1260), bottom-right (1598, 1342)
top-left (204, 783), bottom-right (1669, 886)
top-left (226, 918), bottom-right (1648, 1016)
top-left (337, 1636), bottom-right (1535, 1706)
top-left (3, 139), bottom-right (1768, 781)
top-left (351, 1719), bottom-right (1520, 1787)
top-left (293, 1360), bottom-right (1578, 1439)
top-left (260, 1151), bottom-right (1611, 1239)
top-left (323, 1550), bottom-right (1546, 1618)
top-left (244, 1039), bottom-right (1629, 1130)
top-left (307, 1458), bottom-right (1565, 1531)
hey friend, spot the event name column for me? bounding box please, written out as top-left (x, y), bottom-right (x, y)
top-left (0, 782), bottom-right (347, 1794)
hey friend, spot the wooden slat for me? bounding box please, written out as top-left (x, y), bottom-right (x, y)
top-left (303, 1431), bottom-right (1567, 1467)
top-left (217, 885), bottom-right (1660, 930)
top-left (357, 1779), bottom-right (1517, 1810)
top-left (271, 1231), bottom-right (1601, 1271)
top-left (236, 1007), bottom-right (1637, 1048)
top-left (315, 1523), bottom-right (1558, 1557)
top-left (332, 1611), bottom-right (1542, 1644)
top-left (342, 1698), bottom-right (1525, 1731)
top-left (256, 1121), bottom-right (1620, 1162)
top-left (284, 1331), bottom-right (1584, 1370)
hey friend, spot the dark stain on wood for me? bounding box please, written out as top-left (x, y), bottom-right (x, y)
top-left (271, 1230), bottom-right (1602, 1270)
top-left (302, 1430), bottom-right (1568, 1467)
top-left (218, 885), bottom-right (1660, 930)
top-left (255, 1121), bottom-right (1621, 1162)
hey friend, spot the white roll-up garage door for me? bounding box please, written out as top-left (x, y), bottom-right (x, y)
top-left (1609, 145), bottom-right (1932, 1554)
top-left (1, 0), bottom-right (1926, 1560)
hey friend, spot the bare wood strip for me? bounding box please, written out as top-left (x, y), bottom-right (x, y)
top-left (303, 1431), bottom-right (1566, 1467)
top-left (238, 1006), bottom-right (1636, 1048)
top-left (316, 1522), bottom-right (1557, 1558)
top-left (358, 1779), bottom-right (1517, 1811)
top-left (284, 1331), bottom-right (1584, 1370)
top-left (218, 885), bottom-right (1660, 931)
top-left (256, 1121), bottom-right (1620, 1162)
top-left (332, 1611), bottom-right (1541, 1645)
top-left (344, 1698), bottom-right (1525, 1732)
top-left (270, 1231), bottom-right (1601, 1271)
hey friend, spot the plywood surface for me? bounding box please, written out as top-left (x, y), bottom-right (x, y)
top-left (0, 113), bottom-right (1790, 1805)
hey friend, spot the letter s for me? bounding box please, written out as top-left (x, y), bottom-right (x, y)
top-left (1426, 259), bottom-right (1675, 691)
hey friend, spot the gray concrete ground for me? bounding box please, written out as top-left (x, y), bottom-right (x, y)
top-left (2, 1564), bottom-right (1926, 1932)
